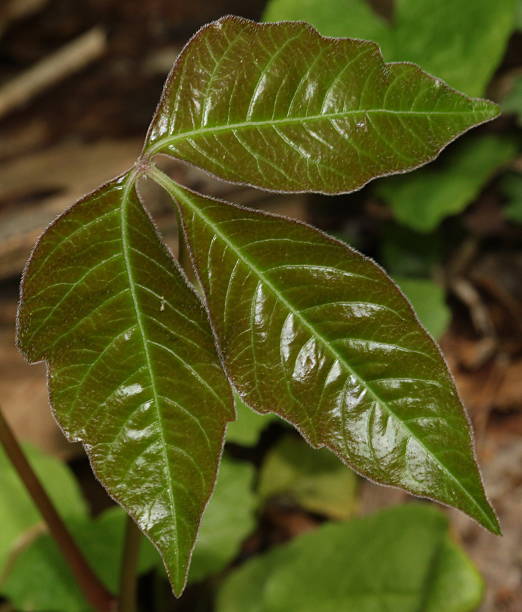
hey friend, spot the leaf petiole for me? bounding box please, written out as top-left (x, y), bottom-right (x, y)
top-left (0, 407), bottom-right (116, 612)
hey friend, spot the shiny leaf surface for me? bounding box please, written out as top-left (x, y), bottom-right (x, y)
top-left (217, 504), bottom-right (484, 612)
top-left (153, 172), bottom-right (498, 533)
top-left (144, 16), bottom-right (498, 194)
top-left (17, 174), bottom-right (234, 595)
top-left (264, 0), bottom-right (516, 96)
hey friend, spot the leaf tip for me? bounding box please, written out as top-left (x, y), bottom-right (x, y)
top-left (483, 509), bottom-right (502, 536)
top-left (480, 99), bottom-right (501, 121)
top-left (167, 560), bottom-right (189, 599)
top-left (470, 494), bottom-right (501, 536)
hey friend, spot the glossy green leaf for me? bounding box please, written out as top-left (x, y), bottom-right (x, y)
top-left (17, 173), bottom-right (234, 595)
top-left (394, 278), bottom-right (450, 339)
top-left (143, 16), bottom-right (498, 194)
top-left (259, 435), bottom-right (357, 519)
top-left (501, 173), bottom-right (522, 223)
top-left (152, 171), bottom-right (499, 534)
top-left (264, 0), bottom-right (516, 96)
top-left (1, 507), bottom-right (159, 612)
top-left (0, 444), bottom-right (87, 577)
top-left (190, 456), bottom-right (257, 582)
top-left (375, 135), bottom-right (517, 231)
top-left (217, 504), bottom-right (483, 612)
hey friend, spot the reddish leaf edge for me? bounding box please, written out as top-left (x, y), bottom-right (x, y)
top-left (146, 164), bottom-right (501, 537)
top-left (15, 168), bottom-right (237, 597)
top-left (141, 15), bottom-right (501, 196)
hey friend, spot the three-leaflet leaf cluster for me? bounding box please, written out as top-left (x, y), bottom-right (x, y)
top-left (17, 16), bottom-right (500, 595)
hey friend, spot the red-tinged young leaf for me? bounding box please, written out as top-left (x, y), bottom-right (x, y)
top-left (150, 169), bottom-right (499, 534)
top-left (16, 173), bottom-right (234, 596)
top-left (143, 16), bottom-right (499, 194)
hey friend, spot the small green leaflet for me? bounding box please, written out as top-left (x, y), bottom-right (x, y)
top-left (264, 0), bottom-right (516, 97)
top-left (217, 504), bottom-right (484, 612)
top-left (17, 174), bottom-right (234, 595)
top-left (189, 457), bottom-right (257, 582)
top-left (151, 170), bottom-right (499, 534)
top-left (394, 277), bottom-right (450, 339)
top-left (375, 135), bottom-right (517, 232)
top-left (258, 435), bottom-right (357, 519)
top-left (144, 16), bottom-right (498, 194)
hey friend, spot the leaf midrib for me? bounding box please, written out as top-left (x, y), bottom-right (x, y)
top-left (147, 107), bottom-right (491, 156)
top-left (152, 169), bottom-right (493, 530)
top-left (120, 174), bottom-right (180, 576)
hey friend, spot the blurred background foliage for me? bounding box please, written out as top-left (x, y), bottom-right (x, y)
top-left (0, 0), bottom-right (521, 610)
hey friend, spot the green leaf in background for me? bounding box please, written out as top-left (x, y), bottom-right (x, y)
top-left (375, 135), bottom-right (517, 232)
top-left (1, 507), bottom-right (159, 612)
top-left (226, 395), bottom-right (276, 446)
top-left (151, 170), bottom-right (499, 534)
top-left (258, 435), bottom-right (357, 520)
top-left (264, 0), bottom-right (516, 96)
top-left (501, 173), bottom-right (522, 223)
top-left (217, 504), bottom-right (483, 612)
top-left (0, 444), bottom-right (87, 578)
top-left (380, 225), bottom-right (444, 278)
top-left (502, 75), bottom-right (522, 126)
top-left (189, 457), bottom-right (257, 582)
top-left (144, 16), bottom-right (498, 195)
top-left (17, 173), bottom-right (234, 595)
top-left (394, 278), bottom-right (450, 339)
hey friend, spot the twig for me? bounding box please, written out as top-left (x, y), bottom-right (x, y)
top-left (118, 516), bottom-right (141, 612)
top-left (0, 407), bottom-right (116, 612)
top-left (0, 27), bottom-right (106, 120)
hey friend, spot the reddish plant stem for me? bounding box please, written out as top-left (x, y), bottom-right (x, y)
top-left (118, 516), bottom-right (141, 612)
top-left (0, 407), bottom-right (116, 612)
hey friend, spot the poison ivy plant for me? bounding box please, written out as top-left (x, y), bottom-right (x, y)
top-left (0, 443), bottom-right (87, 578)
top-left (264, 0), bottom-right (516, 96)
top-left (17, 16), bottom-right (500, 596)
top-left (258, 435), bottom-right (357, 519)
top-left (375, 135), bottom-right (517, 231)
top-left (217, 504), bottom-right (484, 612)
